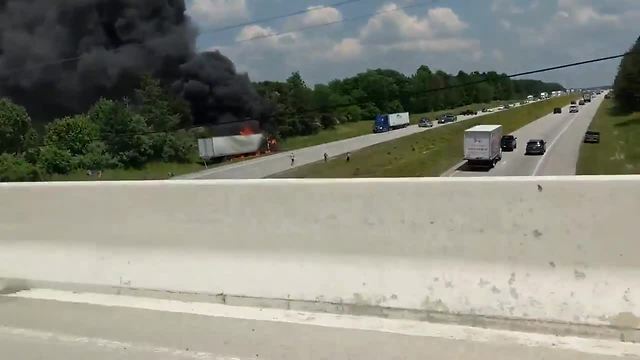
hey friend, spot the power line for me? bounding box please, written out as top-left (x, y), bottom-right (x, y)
top-left (234, 0), bottom-right (437, 44)
top-left (43, 49), bottom-right (630, 144)
top-left (418, 51), bottom-right (633, 95)
top-left (201, 0), bottom-right (369, 35)
top-left (0, 0), bottom-right (372, 75)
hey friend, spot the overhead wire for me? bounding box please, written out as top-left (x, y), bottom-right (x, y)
top-left (233, 0), bottom-right (438, 44)
top-left (201, 0), bottom-right (369, 35)
top-left (0, 0), bottom-right (372, 74)
top-left (45, 49), bottom-right (632, 143)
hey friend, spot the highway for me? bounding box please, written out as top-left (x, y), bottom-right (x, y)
top-left (447, 94), bottom-right (605, 177)
top-left (2, 290), bottom-right (639, 360)
top-left (178, 105), bottom-right (517, 180)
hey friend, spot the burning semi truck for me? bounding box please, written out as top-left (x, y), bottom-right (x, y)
top-left (197, 121), bottom-right (278, 163)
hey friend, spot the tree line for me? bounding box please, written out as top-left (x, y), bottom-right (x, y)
top-left (256, 66), bottom-right (565, 138)
top-left (1, 64), bottom-right (565, 182)
top-left (613, 35), bottom-right (640, 112)
top-left (0, 76), bottom-right (196, 182)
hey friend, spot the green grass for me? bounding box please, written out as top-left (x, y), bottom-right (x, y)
top-left (273, 96), bottom-right (578, 178)
top-left (280, 121), bottom-right (373, 151)
top-left (279, 100), bottom-right (518, 151)
top-left (50, 161), bottom-right (205, 181)
top-left (577, 99), bottom-right (640, 175)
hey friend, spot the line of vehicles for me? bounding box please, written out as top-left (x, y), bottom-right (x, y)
top-left (463, 91), bottom-right (604, 169)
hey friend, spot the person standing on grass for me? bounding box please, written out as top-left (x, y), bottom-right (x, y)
top-left (290, 153), bottom-right (295, 167)
top-left (324, 152), bottom-right (328, 163)
top-left (346, 152), bottom-right (351, 162)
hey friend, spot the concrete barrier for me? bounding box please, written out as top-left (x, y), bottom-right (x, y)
top-left (1, 177), bottom-right (639, 337)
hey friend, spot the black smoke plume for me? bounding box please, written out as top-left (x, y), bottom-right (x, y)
top-left (0, 0), bottom-right (269, 132)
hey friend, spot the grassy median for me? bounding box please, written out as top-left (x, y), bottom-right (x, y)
top-left (279, 101), bottom-right (512, 151)
top-left (273, 96), bottom-right (578, 178)
top-left (577, 99), bottom-right (640, 175)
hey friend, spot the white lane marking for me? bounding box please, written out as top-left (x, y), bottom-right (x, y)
top-left (6, 289), bottom-right (640, 358)
top-left (0, 326), bottom-right (238, 360)
top-left (532, 110), bottom-right (583, 176)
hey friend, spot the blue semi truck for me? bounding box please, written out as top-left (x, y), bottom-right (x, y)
top-left (372, 112), bottom-right (411, 133)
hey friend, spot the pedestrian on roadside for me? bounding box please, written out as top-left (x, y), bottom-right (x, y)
top-left (324, 152), bottom-right (328, 162)
top-left (346, 152), bottom-right (351, 162)
top-left (290, 153), bottom-right (295, 167)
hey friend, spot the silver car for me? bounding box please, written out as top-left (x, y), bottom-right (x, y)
top-left (418, 118), bottom-right (433, 128)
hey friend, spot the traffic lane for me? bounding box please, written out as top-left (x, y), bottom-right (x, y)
top-left (184, 102), bottom-right (539, 180)
top-left (451, 103), bottom-right (579, 177)
top-left (536, 95), bottom-right (606, 176)
top-left (0, 296), bottom-right (636, 360)
top-left (182, 112), bottom-right (487, 180)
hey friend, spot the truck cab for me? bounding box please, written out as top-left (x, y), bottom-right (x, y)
top-left (373, 112), bottom-right (410, 133)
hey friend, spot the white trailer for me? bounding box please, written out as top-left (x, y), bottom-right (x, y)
top-left (198, 134), bottom-right (265, 160)
top-left (540, 92), bottom-right (549, 99)
top-left (464, 125), bottom-right (503, 168)
top-left (388, 112), bottom-right (410, 128)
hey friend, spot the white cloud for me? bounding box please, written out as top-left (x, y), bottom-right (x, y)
top-left (234, 24), bottom-right (297, 45)
top-left (212, 2), bottom-right (480, 84)
top-left (326, 38), bottom-right (363, 61)
top-left (298, 6), bottom-right (343, 27)
top-left (427, 7), bottom-right (468, 33)
top-left (555, 0), bottom-right (620, 26)
top-left (359, 4), bottom-right (470, 50)
top-left (188, 0), bottom-right (248, 26)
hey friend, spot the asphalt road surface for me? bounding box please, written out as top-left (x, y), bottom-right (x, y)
top-left (178, 104), bottom-right (527, 180)
top-left (447, 94), bottom-right (605, 177)
top-left (2, 289), bottom-right (638, 360)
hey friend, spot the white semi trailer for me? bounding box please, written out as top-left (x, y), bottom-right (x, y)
top-left (198, 134), bottom-right (265, 160)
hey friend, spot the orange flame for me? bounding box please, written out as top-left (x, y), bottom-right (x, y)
top-left (239, 126), bottom-right (255, 136)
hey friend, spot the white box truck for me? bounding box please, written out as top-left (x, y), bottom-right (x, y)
top-left (198, 134), bottom-right (265, 160)
top-left (464, 125), bottom-right (503, 168)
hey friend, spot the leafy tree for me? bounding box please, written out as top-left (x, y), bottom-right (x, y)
top-left (75, 141), bottom-right (118, 171)
top-left (135, 75), bottom-right (181, 131)
top-left (613, 36), bottom-right (640, 111)
top-left (88, 98), bottom-right (152, 168)
top-left (360, 103), bottom-right (380, 120)
top-left (149, 130), bottom-right (194, 163)
top-left (253, 65), bottom-right (565, 139)
top-left (44, 115), bottom-right (98, 156)
top-left (0, 153), bottom-right (43, 182)
top-left (38, 146), bottom-right (74, 174)
top-left (320, 114), bottom-right (336, 129)
top-left (337, 105), bottom-right (363, 122)
top-left (286, 72), bottom-right (313, 113)
top-left (0, 98), bottom-right (37, 154)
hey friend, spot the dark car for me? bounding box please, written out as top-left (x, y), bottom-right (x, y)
top-left (579, 100), bottom-right (586, 105)
top-left (501, 135), bottom-right (517, 151)
top-left (459, 109), bottom-right (478, 116)
top-left (418, 118), bottom-right (433, 128)
top-left (438, 114), bottom-right (457, 124)
top-left (525, 139), bottom-right (546, 155)
top-left (570, 100), bottom-right (577, 105)
top-left (584, 131), bottom-right (601, 144)
top-left (553, 107), bottom-right (562, 114)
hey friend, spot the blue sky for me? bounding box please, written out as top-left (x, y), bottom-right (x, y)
top-left (186, 0), bottom-right (640, 88)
